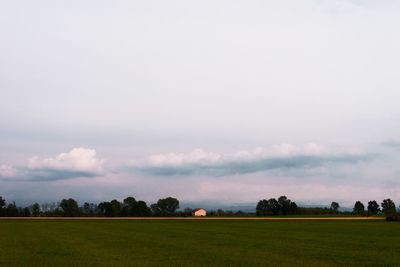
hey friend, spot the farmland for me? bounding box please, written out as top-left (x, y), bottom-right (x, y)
top-left (0, 218), bottom-right (399, 266)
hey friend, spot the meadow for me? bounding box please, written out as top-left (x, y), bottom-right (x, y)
top-left (0, 218), bottom-right (399, 267)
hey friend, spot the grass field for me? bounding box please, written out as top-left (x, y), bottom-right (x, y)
top-left (1, 218), bottom-right (399, 266)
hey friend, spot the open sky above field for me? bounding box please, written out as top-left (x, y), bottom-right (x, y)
top-left (1, 0), bottom-right (400, 206)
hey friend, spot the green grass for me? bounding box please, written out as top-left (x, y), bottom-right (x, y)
top-left (0, 219), bottom-right (399, 266)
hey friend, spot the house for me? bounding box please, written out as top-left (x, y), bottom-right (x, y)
top-left (192, 208), bottom-right (207, 217)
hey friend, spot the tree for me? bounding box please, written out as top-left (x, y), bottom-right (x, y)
top-left (121, 197), bottom-right (151, 217)
top-left (256, 196), bottom-right (298, 216)
top-left (110, 199), bottom-right (122, 216)
top-left (277, 196), bottom-right (297, 215)
top-left (122, 197), bottom-right (137, 216)
top-left (278, 196), bottom-right (291, 215)
top-left (6, 202), bottom-right (19, 217)
top-left (0, 196), bottom-right (5, 208)
top-left (289, 202), bottom-right (298, 214)
top-left (82, 202), bottom-right (97, 216)
top-left (156, 197), bottom-right (179, 215)
top-left (367, 200), bottom-right (380, 215)
top-left (381, 199), bottom-right (396, 215)
top-left (134, 201), bottom-right (151, 216)
top-left (0, 196), bottom-right (5, 216)
top-left (183, 208), bottom-right (192, 216)
top-left (82, 202), bottom-right (90, 215)
top-left (98, 200), bottom-right (122, 217)
top-left (268, 198), bottom-right (280, 215)
top-left (330, 202), bottom-right (340, 214)
top-left (256, 198), bottom-right (279, 216)
top-left (98, 202), bottom-right (113, 217)
top-left (23, 207), bottom-right (31, 217)
top-left (353, 201), bottom-right (365, 215)
top-left (150, 203), bottom-right (160, 215)
top-left (216, 209), bottom-right (224, 216)
top-left (32, 203), bottom-right (41, 216)
top-left (59, 198), bottom-right (79, 216)
top-left (256, 199), bottom-right (270, 216)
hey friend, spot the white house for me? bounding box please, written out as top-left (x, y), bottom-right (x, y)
top-left (192, 208), bottom-right (207, 217)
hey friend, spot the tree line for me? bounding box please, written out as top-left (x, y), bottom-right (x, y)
top-left (352, 199), bottom-right (397, 216)
top-left (256, 196), bottom-right (399, 217)
top-left (1, 195), bottom-right (399, 218)
top-left (0, 196), bottom-right (180, 217)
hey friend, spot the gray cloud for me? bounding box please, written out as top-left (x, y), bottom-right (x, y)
top-left (136, 153), bottom-right (375, 177)
top-left (380, 141), bottom-right (400, 150)
top-left (1, 168), bottom-right (100, 182)
top-left (20, 168), bottom-right (98, 181)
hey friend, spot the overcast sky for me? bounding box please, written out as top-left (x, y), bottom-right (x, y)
top-left (1, 0), bottom-right (400, 207)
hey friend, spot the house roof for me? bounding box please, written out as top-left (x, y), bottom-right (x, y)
top-left (192, 208), bottom-right (206, 212)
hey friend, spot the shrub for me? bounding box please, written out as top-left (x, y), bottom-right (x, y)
top-left (386, 214), bottom-right (400, 221)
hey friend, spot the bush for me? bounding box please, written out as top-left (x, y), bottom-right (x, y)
top-left (386, 214), bottom-right (400, 221)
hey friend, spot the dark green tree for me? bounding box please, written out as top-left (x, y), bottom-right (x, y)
top-left (0, 196), bottom-right (5, 216)
top-left (353, 201), bottom-right (365, 215)
top-left (381, 199), bottom-right (396, 215)
top-left (98, 202), bottom-right (113, 217)
top-left (268, 198), bottom-right (280, 215)
top-left (277, 196), bottom-right (297, 215)
top-left (330, 202), bottom-right (340, 214)
top-left (23, 207), bottom-right (31, 217)
top-left (289, 202), bottom-right (298, 214)
top-left (123, 197), bottom-right (137, 206)
top-left (6, 202), bottom-right (19, 217)
top-left (134, 201), bottom-right (151, 216)
top-left (256, 199), bottom-right (269, 216)
top-left (32, 203), bottom-right (40, 216)
top-left (0, 196), bottom-right (5, 208)
top-left (110, 199), bottom-right (122, 216)
top-left (278, 196), bottom-right (290, 215)
top-left (256, 198), bottom-right (285, 216)
top-left (150, 203), bottom-right (160, 215)
top-left (156, 197), bottom-right (179, 215)
top-left (367, 200), bottom-right (380, 215)
top-left (122, 197), bottom-right (137, 216)
top-left (183, 208), bottom-right (192, 216)
top-left (81, 202), bottom-right (97, 216)
top-left (257, 196), bottom-right (298, 216)
top-left (217, 209), bottom-right (224, 216)
top-left (82, 202), bottom-right (90, 215)
top-left (59, 198), bottom-right (79, 216)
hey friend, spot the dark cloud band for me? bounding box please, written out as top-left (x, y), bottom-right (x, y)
top-left (136, 154), bottom-right (375, 177)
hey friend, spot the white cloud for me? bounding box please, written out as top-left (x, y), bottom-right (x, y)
top-left (148, 148), bottom-right (222, 167)
top-left (28, 147), bottom-right (104, 174)
top-left (146, 143), bottom-right (330, 167)
top-left (0, 148), bottom-right (105, 181)
top-left (137, 144), bottom-right (372, 176)
top-left (147, 143), bottom-right (326, 167)
top-left (314, 0), bottom-right (365, 15)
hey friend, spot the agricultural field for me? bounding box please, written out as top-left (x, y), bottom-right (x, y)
top-left (0, 218), bottom-right (399, 266)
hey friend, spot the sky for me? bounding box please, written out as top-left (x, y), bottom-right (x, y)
top-left (1, 0), bottom-right (400, 208)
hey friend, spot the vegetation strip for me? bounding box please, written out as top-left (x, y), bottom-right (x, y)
top-left (0, 216), bottom-right (384, 220)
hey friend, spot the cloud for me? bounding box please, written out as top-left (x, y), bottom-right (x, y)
top-left (380, 141), bottom-right (400, 150)
top-left (314, 0), bottom-right (365, 15)
top-left (0, 164), bottom-right (17, 177)
top-left (135, 144), bottom-right (374, 177)
top-left (1, 148), bottom-right (105, 181)
top-left (28, 148), bottom-right (103, 173)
